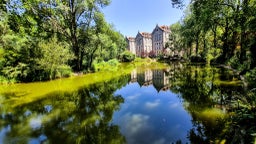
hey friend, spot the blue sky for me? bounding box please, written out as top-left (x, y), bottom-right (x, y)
top-left (102, 0), bottom-right (188, 37)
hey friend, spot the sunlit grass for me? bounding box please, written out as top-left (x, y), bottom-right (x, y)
top-left (193, 108), bottom-right (227, 129)
top-left (214, 79), bottom-right (243, 86)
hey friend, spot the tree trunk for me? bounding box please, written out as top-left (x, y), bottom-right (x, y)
top-left (69, 0), bottom-right (82, 71)
top-left (203, 36), bottom-right (207, 58)
top-left (212, 24), bottom-right (217, 49)
top-left (240, 0), bottom-right (249, 63)
top-left (222, 18), bottom-right (229, 62)
top-left (195, 31), bottom-right (200, 56)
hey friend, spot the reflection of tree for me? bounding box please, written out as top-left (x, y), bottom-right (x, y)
top-left (170, 64), bottom-right (213, 106)
top-left (170, 64), bottom-right (220, 143)
top-left (221, 88), bottom-right (256, 144)
top-left (0, 75), bottom-right (129, 143)
top-left (168, 63), bottom-right (250, 143)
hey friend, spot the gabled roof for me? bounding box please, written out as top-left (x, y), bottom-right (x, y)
top-left (136, 31), bottom-right (152, 39)
top-left (159, 25), bottom-right (170, 32)
top-left (126, 36), bottom-right (135, 41)
top-left (140, 32), bottom-right (152, 38)
top-left (152, 24), bottom-right (171, 34)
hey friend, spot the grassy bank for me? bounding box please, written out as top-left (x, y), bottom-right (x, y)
top-left (0, 59), bottom-right (167, 109)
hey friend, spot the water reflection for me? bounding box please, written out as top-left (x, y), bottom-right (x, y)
top-left (131, 68), bottom-right (171, 92)
top-left (113, 63), bottom-right (246, 144)
top-left (0, 76), bottom-right (129, 144)
top-left (0, 63), bottom-right (253, 143)
top-left (114, 64), bottom-right (192, 144)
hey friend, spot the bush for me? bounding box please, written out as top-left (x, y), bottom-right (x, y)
top-left (0, 75), bottom-right (16, 84)
top-left (37, 36), bottom-right (74, 80)
top-left (108, 59), bottom-right (119, 66)
top-left (55, 65), bottom-right (72, 78)
top-left (93, 59), bottom-right (120, 72)
top-left (119, 51), bottom-right (135, 62)
top-left (245, 68), bottom-right (256, 85)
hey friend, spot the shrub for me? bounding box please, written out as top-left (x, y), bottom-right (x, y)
top-left (37, 36), bottom-right (74, 80)
top-left (119, 51), bottom-right (135, 62)
top-left (93, 59), bottom-right (120, 72)
top-left (55, 65), bottom-right (72, 78)
top-left (245, 68), bottom-right (256, 85)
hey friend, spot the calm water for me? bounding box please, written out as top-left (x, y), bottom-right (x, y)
top-left (0, 63), bottom-right (244, 144)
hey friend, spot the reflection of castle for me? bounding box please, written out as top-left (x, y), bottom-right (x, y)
top-left (130, 69), bottom-right (170, 92)
top-left (152, 69), bottom-right (170, 92)
top-left (130, 69), bottom-right (137, 83)
top-left (137, 69), bottom-right (153, 86)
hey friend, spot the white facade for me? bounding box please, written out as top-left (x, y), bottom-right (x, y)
top-left (152, 25), bottom-right (171, 56)
top-left (135, 32), bottom-right (152, 57)
top-left (126, 37), bottom-right (136, 55)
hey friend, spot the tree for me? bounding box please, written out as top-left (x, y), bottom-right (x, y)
top-left (45, 0), bottom-right (110, 71)
top-left (37, 36), bottom-right (74, 79)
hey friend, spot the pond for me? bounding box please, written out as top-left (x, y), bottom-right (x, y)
top-left (0, 63), bottom-right (250, 144)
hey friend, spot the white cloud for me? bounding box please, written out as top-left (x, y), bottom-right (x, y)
top-left (145, 99), bottom-right (161, 109)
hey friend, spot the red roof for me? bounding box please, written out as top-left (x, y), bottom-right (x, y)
top-left (159, 25), bottom-right (170, 32)
top-left (140, 32), bottom-right (152, 38)
top-left (126, 37), bottom-right (135, 41)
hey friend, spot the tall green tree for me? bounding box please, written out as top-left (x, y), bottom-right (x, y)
top-left (171, 0), bottom-right (256, 68)
top-left (44, 0), bottom-right (111, 71)
top-left (37, 36), bottom-right (74, 80)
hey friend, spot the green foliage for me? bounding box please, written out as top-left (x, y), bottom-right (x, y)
top-left (245, 68), bottom-right (256, 85)
top-left (173, 0), bottom-right (256, 71)
top-left (93, 59), bottom-right (120, 72)
top-left (0, 14), bottom-right (37, 82)
top-left (119, 51), bottom-right (135, 62)
top-left (37, 36), bottom-right (74, 79)
top-left (0, 75), bottom-right (16, 84)
top-left (0, 0), bottom-right (126, 82)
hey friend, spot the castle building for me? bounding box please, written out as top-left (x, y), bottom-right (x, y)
top-left (135, 32), bottom-right (152, 57)
top-left (126, 25), bottom-right (171, 57)
top-left (126, 37), bottom-right (136, 55)
top-left (152, 25), bottom-right (171, 56)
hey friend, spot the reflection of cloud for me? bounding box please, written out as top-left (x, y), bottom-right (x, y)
top-left (30, 117), bottom-right (42, 130)
top-left (126, 93), bottom-right (141, 100)
top-left (120, 113), bottom-right (174, 144)
top-left (145, 99), bottom-right (160, 109)
top-left (169, 102), bottom-right (179, 108)
top-left (0, 125), bottom-right (11, 144)
top-left (123, 113), bottom-right (150, 134)
top-left (120, 113), bottom-right (153, 144)
top-left (175, 124), bottom-right (181, 129)
top-left (152, 138), bottom-right (166, 144)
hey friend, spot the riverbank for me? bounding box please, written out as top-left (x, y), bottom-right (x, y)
top-left (0, 58), bottom-right (164, 84)
top-left (0, 60), bottom-right (167, 108)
